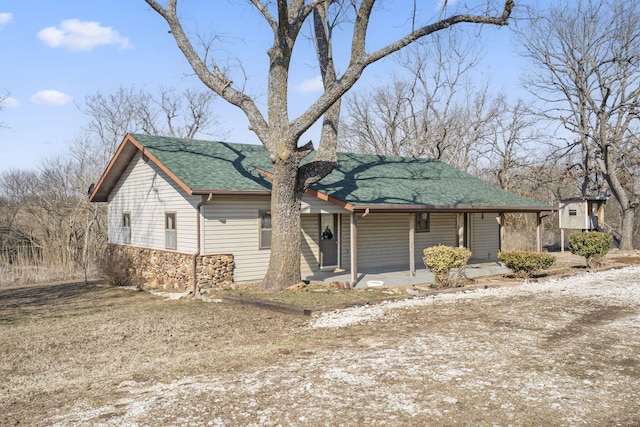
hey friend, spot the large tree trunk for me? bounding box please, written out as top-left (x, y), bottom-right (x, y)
top-left (619, 206), bottom-right (635, 251)
top-left (259, 156), bottom-right (304, 290)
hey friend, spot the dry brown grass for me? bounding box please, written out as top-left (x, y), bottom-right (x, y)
top-left (0, 281), bottom-right (310, 426)
top-left (2, 254), bottom-right (639, 426)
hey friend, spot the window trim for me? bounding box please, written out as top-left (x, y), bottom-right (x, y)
top-left (165, 212), bottom-right (177, 250)
top-left (122, 212), bottom-right (131, 244)
top-left (259, 210), bottom-right (272, 249)
top-left (416, 212), bottom-right (430, 233)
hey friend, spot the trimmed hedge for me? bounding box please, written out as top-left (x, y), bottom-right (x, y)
top-left (423, 244), bottom-right (472, 288)
top-left (498, 251), bottom-right (556, 278)
top-left (568, 231), bottom-right (613, 268)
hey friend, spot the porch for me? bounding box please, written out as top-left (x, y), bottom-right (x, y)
top-left (303, 259), bottom-right (511, 288)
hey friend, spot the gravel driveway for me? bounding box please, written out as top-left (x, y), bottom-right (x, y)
top-left (44, 266), bottom-right (640, 427)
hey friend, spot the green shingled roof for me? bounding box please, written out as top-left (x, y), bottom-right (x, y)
top-left (131, 133), bottom-right (273, 192)
top-left (129, 133), bottom-right (550, 210)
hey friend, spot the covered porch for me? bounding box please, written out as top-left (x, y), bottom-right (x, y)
top-left (306, 208), bottom-right (553, 288)
top-left (303, 259), bottom-right (512, 288)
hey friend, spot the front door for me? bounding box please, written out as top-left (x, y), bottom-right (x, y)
top-left (319, 214), bottom-right (338, 269)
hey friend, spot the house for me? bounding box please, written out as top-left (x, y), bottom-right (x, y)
top-left (89, 133), bottom-right (554, 291)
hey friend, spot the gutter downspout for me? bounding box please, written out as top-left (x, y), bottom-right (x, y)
top-left (192, 193), bottom-right (212, 298)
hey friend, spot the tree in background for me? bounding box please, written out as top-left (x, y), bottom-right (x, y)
top-left (520, 0), bottom-right (640, 249)
top-left (144, 0), bottom-right (515, 290)
top-left (81, 86), bottom-right (226, 168)
top-left (0, 86), bottom-right (224, 285)
top-left (339, 31), bottom-right (504, 174)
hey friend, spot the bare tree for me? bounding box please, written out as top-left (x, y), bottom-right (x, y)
top-left (478, 98), bottom-right (545, 191)
top-left (339, 31), bottom-right (503, 173)
top-left (520, 0), bottom-right (640, 249)
top-left (144, 0), bottom-right (515, 289)
top-left (81, 86), bottom-right (226, 167)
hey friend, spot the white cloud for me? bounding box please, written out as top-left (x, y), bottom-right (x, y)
top-left (1, 96), bottom-right (20, 108)
top-left (0, 12), bottom-right (13, 28)
top-left (31, 90), bottom-right (73, 106)
top-left (296, 76), bottom-right (324, 94)
top-left (37, 19), bottom-right (132, 52)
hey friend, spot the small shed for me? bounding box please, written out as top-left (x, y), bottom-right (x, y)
top-left (558, 196), bottom-right (608, 251)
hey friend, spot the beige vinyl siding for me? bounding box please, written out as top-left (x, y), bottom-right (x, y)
top-left (414, 213), bottom-right (457, 268)
top-left (470, 212), bottom-right (500, 260)
top-left (202, 196), bottom-right (271, 282)
top-left (301, 215), bottom-right (319, 276)
top-left (107, 153), bottom-right (199, 252)
top-left (356, 213), bottom-right (409, 269)
top-left (344, 213), bottom-right (457, 271)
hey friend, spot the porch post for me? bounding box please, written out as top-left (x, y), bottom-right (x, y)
top-left (536, 212), bottom-right (543, 253)
top-left (456, 213), bottom-right (465, 247)
top-left (409, 213), bottom-right (416, 277)
top-left (499, 213), bottom-right (505, 253)
top-left (350, 212), bottom-right (358, 286)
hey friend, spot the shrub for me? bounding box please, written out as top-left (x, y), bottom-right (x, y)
top-left (422, 245), bottom-right (472, 288)
top-left (97, 245), bottom-right (137, 287)
top-left (498, 251), bottom-right (556, 279)
top-left (568, 231), bottom-right (613, 268)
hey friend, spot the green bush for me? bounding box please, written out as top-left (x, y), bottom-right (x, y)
top-left (423, 244), bottom-right (472, 288)
top-left (498, 251), bottom-right (556, 278)
top-left (568, 231), bottom-right (613, 268)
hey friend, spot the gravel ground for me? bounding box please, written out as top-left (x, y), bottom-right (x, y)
top-left (40, 266), bottom-right (640, 427)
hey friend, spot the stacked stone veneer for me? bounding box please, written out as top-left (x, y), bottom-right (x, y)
top-left (109, 244), bottom-right (234, 292)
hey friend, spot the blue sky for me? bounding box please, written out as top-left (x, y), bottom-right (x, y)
top-left (0, 1), bottom-right (537, 173)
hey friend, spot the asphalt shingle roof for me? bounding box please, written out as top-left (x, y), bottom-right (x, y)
top-left (126, 134), bottom-right (550, 211)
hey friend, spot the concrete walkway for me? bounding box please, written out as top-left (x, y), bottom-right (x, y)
top-left (303, 260), bottom-right (511, 288)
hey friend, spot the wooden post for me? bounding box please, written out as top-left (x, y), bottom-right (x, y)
top-left (536, 212), bottom-right (543, 253)
top-left (409, 213), bottom-right (416, 277)
top-left (499, 213), bottom-right (505, 253)
top-left (350, 212), bottom-right (358, 287)
top-left (457, 213), bottom-right (465, 247)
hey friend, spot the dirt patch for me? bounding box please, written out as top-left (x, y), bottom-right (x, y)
top-left (1, 267), bottom-right (640, 426)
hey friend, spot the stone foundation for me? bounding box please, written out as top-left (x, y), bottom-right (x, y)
top-left (108, 244), bottom-right (233, 292)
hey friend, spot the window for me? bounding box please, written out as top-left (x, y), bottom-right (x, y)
top-left (259, 210), bottom-right (272, 249)
top-left (165, 212), bottom-right (176, 250)
top-left (122, 212), bottom-right (131, 244)
top-left (416, 212), bottom-right (430, 233)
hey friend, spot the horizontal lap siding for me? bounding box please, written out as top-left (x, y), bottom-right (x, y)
top-left (414, 213), bottom-right (458, 266)
top-left (202, 196), bottom-right (271, 282)
top-left (108, 154), bottom-right (199, 252)
top-left (336, 213), bottom-right (457, 271)
top-left (470, 212), bottom-right (500, 260)
top-left (356, 213), bottom-right (409, 269)
top-left (301, 215), bottom-right (319, 276)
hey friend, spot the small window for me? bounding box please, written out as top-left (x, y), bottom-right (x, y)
top-left (259, 210), bottom-right (272, 249)
top-left (416, 212), bottom-right (430, 233)
top-left (569, 209), bottom-right (577, 216)
top-left (165, 212), bottom-right (176, 250)
top-left (122, 212), bottom-right (131, 244)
